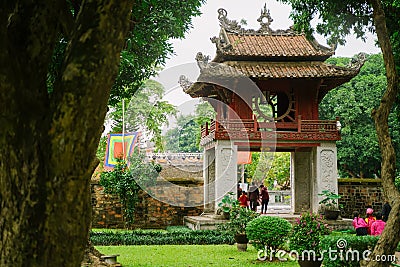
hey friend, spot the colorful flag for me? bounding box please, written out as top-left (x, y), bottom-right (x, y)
top-left (104, 132), bottom-right (139, 169)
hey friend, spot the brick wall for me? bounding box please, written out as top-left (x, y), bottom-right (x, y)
top-left (92, 165), bottom-right (204, 229)
top-left (338, 178), bottom-right (384, 218)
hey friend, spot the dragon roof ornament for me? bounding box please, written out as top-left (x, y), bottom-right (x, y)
top-left (215, 5), bottom-right (295, 36)
top-left (348, 52), bottom-right (367, 69)
top-left (178, 75), bottom-right (193, 91)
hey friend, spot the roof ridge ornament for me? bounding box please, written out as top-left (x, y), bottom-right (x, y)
top-left (195, 52), bottom-right (210, 70)
top-left (217, 8), bottom-right (246, 34)
top-left (257, 4), bottom-right (273, 34)
top-left (216, 6), bottom-right (296, 36)
top-left (178, 75), bottom-right (193, 91)
top-left (348, 52), bottom-right (367, 69)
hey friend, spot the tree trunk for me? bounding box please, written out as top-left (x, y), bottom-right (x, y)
top-left (0, 1), bottom-right (132, 266)
top-left (367, 0), bottom-right (400, 266)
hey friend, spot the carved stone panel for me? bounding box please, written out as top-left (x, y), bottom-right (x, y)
top-left (214, 140), bottom-right (238, 211)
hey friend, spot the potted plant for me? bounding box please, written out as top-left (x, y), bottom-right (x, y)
top-left (217, 192), bottom-right (237, 219)
top-left (289, 212), bottom-right (331, 267)
top-left (318, 189), bottom-right (343, 220)
top-left (218, 202), bottom-right (259, 251)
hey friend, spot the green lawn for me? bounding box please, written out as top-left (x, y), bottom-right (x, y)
top-left (96, 245), bottom-right (298, 267)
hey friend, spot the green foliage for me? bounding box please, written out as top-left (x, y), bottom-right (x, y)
top-left (164, 114), bottom-right (201, 152)
top-left (96, 136), bottom-right (108, 165)
top-left (165, 226), bottom-right (192, 233)
top-left (318, 190), bottom-right (343, 211)
top-left (164, 100), bottom-right (215, 153)
top-left (194, 100), bottom-right (216, 127)
top-left (110, 0), bottom-right (205, 105)
top-left (396, 175), bottom-right (400, 191)
top-left (90, 229), bottom-right (234, 246)
top-left (245, 152), bottom-right (290, 188)
top-left (320, 54), bottom-right (400, 178)
top-left (278, 0), bottom-right (400, 61)
top-left (319, 235), bottom-right (380, 267)
top-left (47, 1), bottom-right (205, 105)
top-left (107, 79), bottom-right (177, 151)
top-left (289, 213), bottom-right (331, 258)
top-left (246, 216), bottom-right (292, 254)
top-left (244, 152), bottom-right (273, 184)
top-left (99, 152), bottom-right (159, 226)
top-left (217, 192), bottom-right (238, 213)
top-left (266, 152), bottom-right (291, 189)
top-left (218, 205), bottom-right (259, 236)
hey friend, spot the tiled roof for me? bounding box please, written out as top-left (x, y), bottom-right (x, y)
top-left (198, 61), bottom-right (359, 79)
top-left (223, 33), bottom-right (333, 59)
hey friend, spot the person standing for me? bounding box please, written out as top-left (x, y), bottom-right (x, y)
top-left (238, 191), bottom-right (249, 208)
top-left (248, 183), bottom-right (259, 212)
top-left (382, 200), bottom-right (391, 222)
top-left (259, 184), bottom-right (269, 214)
top-left (237, 184), bottom-right (243, 199)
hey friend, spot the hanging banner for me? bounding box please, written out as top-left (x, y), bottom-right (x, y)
top-left (104, 132), bottom-right (139, 170)
top-left (237, 151), bottom-right (252, 164)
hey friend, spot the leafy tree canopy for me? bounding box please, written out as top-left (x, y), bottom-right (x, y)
top-left (107, 79), bottom-right (177, 151)
top-left (320, 53), bottom-right (400, 178)
top-left (279, 0), bottom-right (400, 66)
top-left (164, 100), bottom-right (215, 152)
top-left (49, 0), bottom-right (205, 106)
top-left (245, 152), bottom-right (290, 189)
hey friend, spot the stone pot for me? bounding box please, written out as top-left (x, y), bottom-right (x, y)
top-left (324, 210), bottom-right (340, 220)
top-left (223, 211), bottom-right (230, 220)
top-left (298, 259), bottom-right (323, 267)
top-left (234, 234), bottom-right (249, 252)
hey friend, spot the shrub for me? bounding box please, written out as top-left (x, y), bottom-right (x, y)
top-left (289, 212), bottom-right (331, 260)
top-left (319, 235), bottom-right (379, 267)
top-left (218, 203), bottom-right (259, 236)
top-left (90, 229), bottom-right (234, 246)
top-left (246, 216), bottom-right (292, 257)
top-left (165, 226), bottom-right (192, 233)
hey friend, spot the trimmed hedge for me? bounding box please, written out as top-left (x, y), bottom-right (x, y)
top-left (246, 216), bottom-right (292, 252)
top-left (320, 235), bottom-right (380, 267)
top-left (90, 228), bottom-right (234, 246)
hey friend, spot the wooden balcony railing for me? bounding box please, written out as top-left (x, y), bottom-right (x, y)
top-left (200, 116), bottom-right (341, 142)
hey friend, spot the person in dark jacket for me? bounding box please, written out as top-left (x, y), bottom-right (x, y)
top-left (382, 200), bottom-right (392, 222)
top-left (259, 184), bottom-right (269, 214)
top-left (248, 183), bottom-right (259, 211)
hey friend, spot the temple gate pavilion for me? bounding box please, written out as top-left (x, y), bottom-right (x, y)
top-left (179, 5), bottom-right (365, 214)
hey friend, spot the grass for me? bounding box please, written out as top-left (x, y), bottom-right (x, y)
top-left (96, 245), bottom-right (298, 267)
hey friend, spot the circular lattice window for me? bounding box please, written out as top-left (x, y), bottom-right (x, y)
top-left (253, 91), bottom-right (295, 122)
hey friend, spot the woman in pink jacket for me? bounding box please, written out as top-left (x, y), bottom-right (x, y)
top-left (371, 212), bottom-right (386, 236)
top-left (352, 211), bottom-right (368, 236)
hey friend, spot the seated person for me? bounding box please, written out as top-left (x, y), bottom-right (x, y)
top-left (371, 212), bottom-right (386, 236)
top-left (352, 211), bottom-right (368, 236)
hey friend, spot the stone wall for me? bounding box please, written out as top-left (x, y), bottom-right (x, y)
top-left (92, 165), bottom-right (204, 229)
top-left (338, 178), bottom-right (384, 218)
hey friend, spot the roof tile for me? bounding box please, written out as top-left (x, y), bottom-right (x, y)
top-left (221, 33), bottom-right (333, 60)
